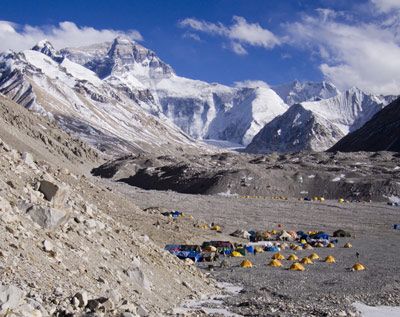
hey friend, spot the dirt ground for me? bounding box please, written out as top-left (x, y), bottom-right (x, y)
top-left (108, 181), bottom-right (400, 316)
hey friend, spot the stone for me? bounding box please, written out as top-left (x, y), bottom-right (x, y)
top-left (0, 196), bottom-right (12, 213)
top-left (42, 240), bottom-right (54, 252)
top-left (0, 284), bottom-right (23, 313)
top-left (125, 257), bottom-right (152, 291)
top-left (38, 180), bottom-right (69, 208)
top-left (137, 305), bottom-right (149, 317)
top-left (26, 206), bottom-right (69, 229)
top-left (73, 291), bottom-right (88, 308)
top-left (22, 152), bottom-right (36, 169)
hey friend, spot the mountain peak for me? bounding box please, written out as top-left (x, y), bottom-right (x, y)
top-left (32, 39), bottom-right (63, 63)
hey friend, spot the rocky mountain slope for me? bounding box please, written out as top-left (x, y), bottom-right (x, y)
top-left (0, 94), bottom-right (100, 172)
top-left (92, 150), bottom-right (400, 202)
top-left (330, 97), bottom-right (400, 152)
top-left (246, 88), bottom-right (393, 153)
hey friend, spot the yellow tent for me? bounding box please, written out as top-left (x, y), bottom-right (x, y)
top-left (338, 198), bottom-right (345, 203)
top-left (300, 239), bottom-right (307, 244)
top-left (352, 263), bottom-right (366, 271)
top-left (327, 243), bottom-right (335, 248)
top-left (287, 254), bottom-right (298, 261)
top-left (268, 259), bottom-right (282, 267)
top-left (254, 246), bottom-right (265, 254)
top-left (344, 242), bottom-right (352, 248)
top-left (198, 224), bottom-right (209, 230)
top-left (309, 253), bottom-right (320, 260)
top-left (294, 245), bottom-right (303, 251)
top-left (304, 244), bottom-right (313, 250)
top-left (231, 251), bottom-right (244, 257)
top-left (240, 259), bottom-right (253, 268)
top-left (319, 197), bottom-right (325, 202)
top-left (272, 253), bottom-right (285, 260)
top-left (289, 262), bottom-right (305, 271)
top-left (211, 225), bottom-right (221, 231)
top-left (315, 242), bottom-right (324, 248)
top-left (300, 257), bottom-right (313, 265)
top-left (324, 255), bottom-right (336, 263)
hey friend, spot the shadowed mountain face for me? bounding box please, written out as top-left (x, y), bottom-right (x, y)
top-left (329, 97), bottom-right (400, 152)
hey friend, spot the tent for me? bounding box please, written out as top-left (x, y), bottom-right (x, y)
top-left (344, 242), bottom-right (352, 248)
top-left (310, 232), bottom-right (329, 240)
top-left (254, 246), bottom-right (265, 254)
top-left (352, 263), bottom-right (366, 271)
top-left (324, 255), bottom-right (336, 263)
top-left (287, 254), bottom-right (298, 261)
top-left (327, 243), bottom-right (335, 248)
top-left (231, 251), bottom-right (244, 257)
top-left (272, 253), bottom-right (285, 260)
top-left (300, 257), bottom-right (313, 265)
top-left (278, 231), bottom-right (293, 241)
top-left (289, 262), bottom-right (305, 271)
top-left (266, 246), bottom-right (280, 252)
top-left (293, 245), bottom-right (303, 251)
top-left (230, 229), bottom-right (251, 239)
top-left (240, 259), bottom-right (253, 268)
top-left (268, 259), bottom-right (282, 267)
top-left (211, 225), bottom-right (222, 231)
top-left (304, 244), bottom-right (313, 250)
top-left (309, 253), bottom-right (320, 260)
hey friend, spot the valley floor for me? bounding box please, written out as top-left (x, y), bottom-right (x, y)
top-left (105, 180), bottom-right (400, 316)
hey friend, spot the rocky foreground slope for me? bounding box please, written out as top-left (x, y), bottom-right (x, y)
top-left (0, 96), bottom-right (225, 316)
top-left (330, 97), bottom-right (400, 152)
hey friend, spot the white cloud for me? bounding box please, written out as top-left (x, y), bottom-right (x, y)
top-left (182, 32), bottom-right (201, 42)
top-left (179, 16), bottom-right (280, 55)
top-left (286, 9), bottom-right (400, 95)
top-left (234, 80), bottom-right (270, 89)
top-left (0, 20), bottom-right (142, 52)
top-left (371, 0), bottom-right (400, 12)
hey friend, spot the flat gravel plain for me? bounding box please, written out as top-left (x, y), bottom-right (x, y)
top-left (121, 186), bottom-right (400, 316)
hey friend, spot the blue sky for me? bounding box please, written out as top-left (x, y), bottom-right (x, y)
top-left (1, 0), bottom-right (400, 94)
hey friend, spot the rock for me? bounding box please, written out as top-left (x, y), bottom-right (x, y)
top-left (26, 205), bottom-right (69, 229)
top-left (22, 152), bottom-right (36, 169)
top-left (121, 313), bottom-right (136, 317)
top-left (137, 305), bottom-right (149, 317)
top-left (84, 219), bottom-right (105, 230)
top-left (0, 284), bottom-right (23, 313)
top-left (42, 240), bottom-right (54, 252)
top-left (73, 291), bottom-right (88, 308)
top-left (125, 257), bottom-right (152, 291)
top-left (0, 196), bottom-right (12, 213)
top-left (38, 180), bottom-right (69, 208)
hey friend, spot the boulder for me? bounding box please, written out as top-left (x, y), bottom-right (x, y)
top-left (125, 257), bottom-right (152, 291)
top-left (26, 206), bottom-right (69, 229)
top-left (333, 229), bottom-right (351, 237)
top-left (0, 285), bottom-right (23, 314)
top-left (22, 152), bottom-right (36, 169)
top-left (0, 196), bottom-right (12, 213)
top-left (38, 180), bottom-right (69, 208)
top-left (73, 291), bottom-right (88, 308)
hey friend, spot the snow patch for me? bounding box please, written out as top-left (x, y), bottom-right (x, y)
top-left (353, 302), bottom-right (400, 317)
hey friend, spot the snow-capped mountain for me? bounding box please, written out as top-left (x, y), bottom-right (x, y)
top-left (246, 88), bottom-right (393, 153)
top-left (0, 36), bottom-right (395, 155)
top-left (0, 42), bottom-right (194, 154)
top-left (61, 37), bottom-right (288, 145)
top-left (272, 80), bottom-right (340, 106)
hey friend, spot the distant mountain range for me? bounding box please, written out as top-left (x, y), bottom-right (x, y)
top-left (0, 36), bottom-right (397, 154)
